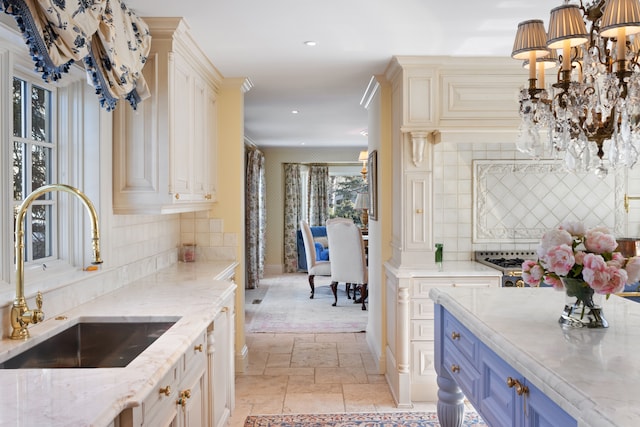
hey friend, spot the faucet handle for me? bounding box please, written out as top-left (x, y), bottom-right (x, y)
top-left (35, 291), bottom-right (43, 310)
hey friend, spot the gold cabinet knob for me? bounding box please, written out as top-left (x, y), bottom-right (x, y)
top-left (204, 193), bottom-right (212, 200)
top-left (159, 385), bottom-right (171, 396)
top-left (451, 364), bottom-right (460, 373)
top-left (451, 331), bottom-right (460, 340)
top-left (174, 193), bottom-right (180, 200)
top-left (194, 344), bottom-right (203, 352)
top-left (176, 389), bottom-right (191, 408)
top-left (416, 208), bottom-right (423, 214)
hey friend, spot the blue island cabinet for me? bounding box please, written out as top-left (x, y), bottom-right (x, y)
top-left (434, 305), bottom-right (576, 427)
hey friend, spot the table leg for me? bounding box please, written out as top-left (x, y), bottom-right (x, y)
top-left (436, 374), bottom-right (465, 427)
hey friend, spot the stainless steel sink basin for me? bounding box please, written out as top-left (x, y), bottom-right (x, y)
top-left (0, 320), bottom-right (177, 369)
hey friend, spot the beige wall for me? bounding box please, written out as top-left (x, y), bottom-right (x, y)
top-left (262, 146), bottom-right (366, 274)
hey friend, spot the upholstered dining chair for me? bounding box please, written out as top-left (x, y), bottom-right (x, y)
top-left (300, 220), bottom-right (331, 299)
top-left (326, 218), bottom-right (368, 310)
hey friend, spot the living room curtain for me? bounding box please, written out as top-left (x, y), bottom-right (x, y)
top-left (283, 164), bottom-right (302, 273)
top-left (307, 164), bottom-right (329, 226)
top-left (245, 146), bottom-right (266, 289)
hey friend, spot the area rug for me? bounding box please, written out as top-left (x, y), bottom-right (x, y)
top-left (245, 274), bottom-right (367, 333)
top-left (244, 411), bottom-right (486, 426)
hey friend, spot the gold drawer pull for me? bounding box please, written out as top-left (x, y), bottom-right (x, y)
top-left (451, 364), bottom-right (460, 373)
top-left (159, 385), bottom-right (171, 396)
top-left (194, 344), bottom-right (203, 352)
top-left (506, 377), bottom-right (529, 396)
top-left (175, 193), bottom-right (180, 200)
top-left (451, 331), bottom-right (460, 340)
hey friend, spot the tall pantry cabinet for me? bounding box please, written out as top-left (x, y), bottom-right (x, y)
top-left (113, 17), bottom-right (220, 214)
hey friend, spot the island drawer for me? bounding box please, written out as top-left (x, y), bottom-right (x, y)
top-left (442, 310), bottom-right (477, 365)
top-left (442, 339), bottom-right (479, 399)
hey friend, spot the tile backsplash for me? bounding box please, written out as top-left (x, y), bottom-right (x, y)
top-left (433, 141), bottom-right (640, 261)
top-left (179, 211), bottom-right (237, 261)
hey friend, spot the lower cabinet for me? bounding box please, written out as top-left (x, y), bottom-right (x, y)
top-left (112, 294), bottom-right (235, 427)
top-left (436, 306), bottom-right (576, 427)
top-left (141, 329), bottom-right (208, 427)
top-left (208, 304), bottom-right (235, 427)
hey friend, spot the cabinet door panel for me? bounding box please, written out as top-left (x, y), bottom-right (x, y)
top-left (477, 346), bottom-right (517, 427)
top-left (172, 58), bottom-right (193, 196)
top-left (182, 369), bottom-right (206, 427)
top-left (525, 380), bottom-right (577, 427)
top-left (192, 76), bottom-right (208, 195)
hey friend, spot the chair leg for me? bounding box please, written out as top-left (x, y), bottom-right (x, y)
top-left (346, 283), bottom-right (352, 299)
top-left (330, 281), bottom-right (338, 306)
top-left (360, 284), bottom-right (368, 310)
top-left (309, 275), bottom-right (315, 299)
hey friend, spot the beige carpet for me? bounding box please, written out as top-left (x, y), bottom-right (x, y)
top-left (245, 273), bottom-right (368, 333)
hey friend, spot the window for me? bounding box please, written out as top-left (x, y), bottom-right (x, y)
top-left (12, 76), bottom-right (57, 262)
top-left (328, 173), bottom-right (366, 227)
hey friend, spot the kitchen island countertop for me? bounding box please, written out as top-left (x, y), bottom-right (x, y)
top-left (0, 261), bottom-right (237, 427)
top-left (430, 286), bottom-right (640, 427)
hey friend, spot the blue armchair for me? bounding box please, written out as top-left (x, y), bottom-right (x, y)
top-left (297, 225), bottom-right (329, 271)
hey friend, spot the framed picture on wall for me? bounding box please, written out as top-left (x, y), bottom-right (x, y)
top-left (368, 150), bottom-right (378, 220)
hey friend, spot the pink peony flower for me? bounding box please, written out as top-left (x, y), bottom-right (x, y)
top-left (585, 265), bottom-right (627, 295)
top-left (560, 221), bottom-right (586, 236)
top-left (625, 256), bottom-right (640, 284)
top-left (529, 222), bottom-right (633, 298)
top-left (537, 229), bottom-right (573, 259)
top-left (542, 244), bottom-right (575, 276)
top-left (583, 252), bottom-right (606, 271)
top-left (522, 260), bottom-right (544, 286)
top-left (584, 229), bottom-right (618, 254)
top-left (542, 274), bottom-right (563, 289)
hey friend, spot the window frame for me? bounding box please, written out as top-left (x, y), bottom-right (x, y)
top-left (12, 72), bottom-right (59, 265)
top-left (0, 21), bottom-right (102, 289)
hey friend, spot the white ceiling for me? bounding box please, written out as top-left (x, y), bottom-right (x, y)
top-left (127, 0), bottom-right (560, 148)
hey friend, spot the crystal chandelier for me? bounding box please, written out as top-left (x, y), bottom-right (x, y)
top-left (512, 0), bottom-right (640, 178)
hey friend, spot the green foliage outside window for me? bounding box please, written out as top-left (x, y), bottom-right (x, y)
top-left (328, 175), bottom-right (367, 226)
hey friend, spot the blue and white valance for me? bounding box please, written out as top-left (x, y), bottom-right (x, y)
top-left (1, 0), bottom-right (151, 111)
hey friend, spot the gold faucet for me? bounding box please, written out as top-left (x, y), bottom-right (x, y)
top-left (10, 184), bottom-right (103, 340)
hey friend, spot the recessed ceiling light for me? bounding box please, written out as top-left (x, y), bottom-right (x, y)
top-left (291, 110), bottom-right (299, 114)
top-left (303, 41), bottom-right (317, 47)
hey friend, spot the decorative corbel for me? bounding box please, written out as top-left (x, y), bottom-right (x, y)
top-left (410, 130), bottom-right (440, 167)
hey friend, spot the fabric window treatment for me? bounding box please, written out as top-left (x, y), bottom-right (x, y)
top-left (1, 0), bottom-right (151, 110)
top-left (283, 164), bottom-right (302, 273)
top-left (245, 147), bottom-right (266, 289)
top-left (307, 164), bottom-right (329, 227)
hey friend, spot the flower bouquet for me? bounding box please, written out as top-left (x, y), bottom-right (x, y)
top-left (521, 221), bottom-right (640, 328)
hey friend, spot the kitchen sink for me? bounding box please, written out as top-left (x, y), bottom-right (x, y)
top-left (0, 319), bottom-right (177, 369)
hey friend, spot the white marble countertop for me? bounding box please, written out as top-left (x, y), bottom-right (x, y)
top-left (430, 286), bottom-right (640, 427)
top-left (0, 261), bottom-right (237, 427)
top-left (385, 260), bottom-right (503, 278)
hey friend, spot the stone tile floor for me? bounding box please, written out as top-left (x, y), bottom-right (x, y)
top-left (228, 332), bottom-right (441, 427)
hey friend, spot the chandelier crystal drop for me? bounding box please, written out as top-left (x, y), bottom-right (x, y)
top-left (512, 0), bottom-right (640, 177)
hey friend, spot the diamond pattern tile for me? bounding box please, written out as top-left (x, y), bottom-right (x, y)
top-left (473, 160), bottom-right (620, 243)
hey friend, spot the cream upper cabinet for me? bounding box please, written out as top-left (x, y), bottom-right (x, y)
top-left (112, 17), bottom-right (219, 214)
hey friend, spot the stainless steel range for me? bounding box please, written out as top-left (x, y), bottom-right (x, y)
top-left (474, 251), bottom-right (538, 287)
